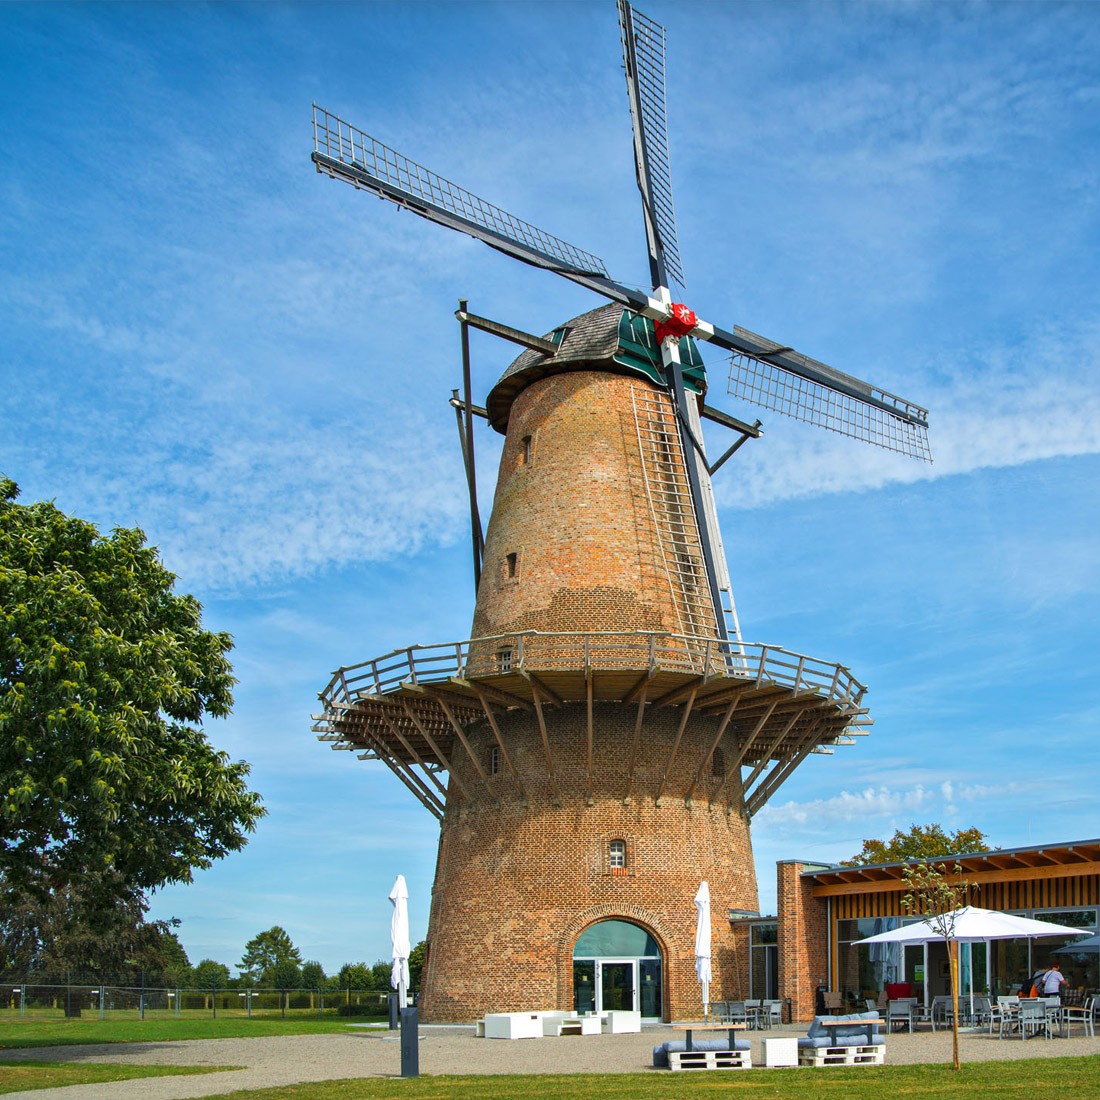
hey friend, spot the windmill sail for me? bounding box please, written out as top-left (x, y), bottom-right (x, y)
top-left (618, 0), bottom-right (684, 290)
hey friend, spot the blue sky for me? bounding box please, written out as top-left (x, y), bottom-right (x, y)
top-left (2, 0), bottom-right (1098, 976)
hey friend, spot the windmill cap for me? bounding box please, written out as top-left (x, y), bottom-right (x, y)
top-left (485, 303), bottom-right (706, 432)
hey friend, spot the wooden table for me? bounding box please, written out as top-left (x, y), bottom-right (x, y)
top-left (674, 1022), bottom-right (746, 1051)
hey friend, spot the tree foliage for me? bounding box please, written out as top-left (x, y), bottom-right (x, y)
top-left (239, 925), bottom-right (302, 985)
top-left (841, 824), bottom-right (990, 867)
top-left (300, 960), bottom-right (326, 990)
top-left (902, 859), bottom-right (976, 1071)
top-left (0, 479), bottom-right (265, 904)
top-left (0, 872), bottom-right (187, 983)
top-left (192, 958), bottom-right (231, 990)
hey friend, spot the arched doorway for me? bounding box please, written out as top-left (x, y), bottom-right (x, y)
top-left (572, 919), bottom-right (663, 1019)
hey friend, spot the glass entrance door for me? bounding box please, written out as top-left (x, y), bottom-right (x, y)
top-left (600, 961), bottom-right (635, 1011)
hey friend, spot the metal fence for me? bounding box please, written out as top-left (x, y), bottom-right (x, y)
top-left (0, 983), bottom-right (393, 1020)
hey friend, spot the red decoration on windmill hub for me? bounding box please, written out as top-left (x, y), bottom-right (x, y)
top-left (654, 302), bottom-right (697, 344)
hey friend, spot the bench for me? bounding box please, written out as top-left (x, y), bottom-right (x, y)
top-left (797, 1012), bottom-right (885, 1067)
top-left (654, 1025), bottom-right (751, 1071)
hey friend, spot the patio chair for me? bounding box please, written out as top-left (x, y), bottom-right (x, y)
top-left (726, 1001), bottom-right (751, 1028)
top-left (971, 995), bottom-right (993, 1029)
top-left (764, 1000), bottom-right (783, 1028)
top-left (887, 999), bottom-right (914, 1033)
top-left (709, 1001), bottom-right (729, 1022)
top-left (1017, 999), bottom-right (1051, 1040)
top-left (822, 991), bottom-right (843, 1015)
top-left (1061, 994), bottom-right (1096, 1039)
top-left (993, 996), bottom-right (1020, 1038)
top-left (929, 995), bottom-right (952, 1031)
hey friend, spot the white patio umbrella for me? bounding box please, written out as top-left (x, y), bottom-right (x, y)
top-left (854, 906), bottom-right (1086, 947)
top-left (389, 874), bottom-right (411, 1009)
top-left (694, 881), bottom-right (712, 1020)
top-left (855, 906), bottom-right (1085, 1021)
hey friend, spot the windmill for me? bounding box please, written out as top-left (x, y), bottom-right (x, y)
top-left (311, 2), bottom-right (930, 1023)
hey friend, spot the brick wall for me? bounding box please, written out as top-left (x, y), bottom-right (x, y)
top-left (471, 368), bottom-right (716, 640)
top-left (777, 861), bottom-right (829, 1021)
top-left (418, 703), bottom-right (759, 1022)
top-left (416, 355), bottom-right (762, 1022)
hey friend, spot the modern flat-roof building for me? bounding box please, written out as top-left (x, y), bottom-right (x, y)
top-left (749, 839), bottom-right (1100, 1020)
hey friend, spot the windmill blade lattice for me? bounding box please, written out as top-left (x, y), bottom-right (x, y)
top-left (728, 340), bottom-right (932, 461)
top-left (312, 105), bottom-right (609, 281)
top-left (618, 0), bottom-right (684, 289)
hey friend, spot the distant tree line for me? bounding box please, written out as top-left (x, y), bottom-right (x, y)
top-left (0, 908), bottom-right (424, 993)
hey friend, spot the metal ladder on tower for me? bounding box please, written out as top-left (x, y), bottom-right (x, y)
top-left (631, 385), bottom-right (716, 640)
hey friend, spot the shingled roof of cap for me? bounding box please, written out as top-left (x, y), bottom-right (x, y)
top-left (486, 302), bottom-right (632, 432)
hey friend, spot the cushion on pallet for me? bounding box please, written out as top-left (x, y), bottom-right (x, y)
top-left (652, 1038), bottom-right (750, 1067)
top-left (797, 1010), bottom-right (885, 1048)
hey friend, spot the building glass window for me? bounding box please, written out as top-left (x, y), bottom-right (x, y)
top-left (609, 839), bottom-right (626, 868)
top-left (489, 745), bottom-right (501, 775)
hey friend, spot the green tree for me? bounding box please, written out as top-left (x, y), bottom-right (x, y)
top-left (369, 960), bottom-right (391, 990)
top-left (192, 958), bottom-right (231, 990)
top-left (902, 860), bottom-right (976, 1071)
top-left (239, 926), bottom-right (302, 985)
top-left (0, 479), bottom-right (265, 908)
top-left (337, 962), bottom-right (372, 998)
top-left (841, 824), bottom-right (989, 867)
top-left (300, 960), bottom-right (325, 990)
top-left (409, 940), bottom-right (426, 990)
top-left (0, 872), bottom-right (184, 983)
top-left (157, 931), bottom-right (192, 988)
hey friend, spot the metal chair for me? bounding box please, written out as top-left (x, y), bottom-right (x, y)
top-left (887, 998), bottom-right (915, 1033)
top-left (929, 995), bottom-right (952, 1031)
top-left (763, 999), bottom-right (783, 1028)
top-left (1017, 998), bottom-right (1051, 1040)
top-left (991, 995), bottom-right (1018, 1036)
top-left (1061, 994), bottom-right (1096, 1038)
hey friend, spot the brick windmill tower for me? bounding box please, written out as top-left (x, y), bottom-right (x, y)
top-left (311, 2), bottom-right (930, 1022)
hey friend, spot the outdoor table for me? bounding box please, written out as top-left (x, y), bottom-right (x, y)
top-left (674, 1022), bottom-right (746, 1051)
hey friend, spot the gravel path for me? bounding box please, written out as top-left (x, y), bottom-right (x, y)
top-left (2, 1022), bottom-right (1097, 1100)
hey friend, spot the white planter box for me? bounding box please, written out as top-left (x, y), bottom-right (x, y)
top-left (482, 1012), bottom-right (544, 1039)
top-left (762, 1036), bottom-right (799, 1067)
top-left (602, 1010), bottom-right (642, 1033)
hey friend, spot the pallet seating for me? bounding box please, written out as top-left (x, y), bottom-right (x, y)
top-left (797, 1011), bottom-right (886, 1067)
top-left (668, 1047), bottom-right (752, 1071)
top-left (653, 1037), bottom-right (752, 1071)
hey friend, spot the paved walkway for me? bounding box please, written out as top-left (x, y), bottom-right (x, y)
top-left (2, 1022), bottom-right (1098, 1099)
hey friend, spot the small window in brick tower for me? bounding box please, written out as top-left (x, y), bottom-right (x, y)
top-left (505, 552), bottom-right (518, 578)
top-left (489, 745), bottom-right (501, 775)
top-left (520, 435), bottom-right (532, 466)
top-left (609, 839), bottom-right (627, 869)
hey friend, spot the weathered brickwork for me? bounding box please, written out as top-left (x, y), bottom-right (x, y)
top-left (418, 704), bottom-right (759, 1022)
top-left (776, 861), bottom-right (829, 1021)
top-left (419, 353), bottom-right (758, 1022)
top-left (471, 369), bottom-right (715, 640)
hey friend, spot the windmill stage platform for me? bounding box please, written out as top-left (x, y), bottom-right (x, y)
top-left (313, 630), bottom-right (869, 819)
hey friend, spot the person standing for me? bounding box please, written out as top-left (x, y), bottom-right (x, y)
top-left (1041, 962), bottom-right (1067, 1002)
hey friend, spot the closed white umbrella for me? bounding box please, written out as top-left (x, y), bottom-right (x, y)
top-left (694, 881), bottom-right (712, 1020)
top-left (389, 874), bottom-right (411, 1009)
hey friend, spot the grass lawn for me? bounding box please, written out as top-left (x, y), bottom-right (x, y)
top-left (0, 1060), bottom-right (236, 1095)
top-left (182, 1059), bottom-right (1100, 1100)
top-left (0, 1015), bottom-right (372, 1048)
